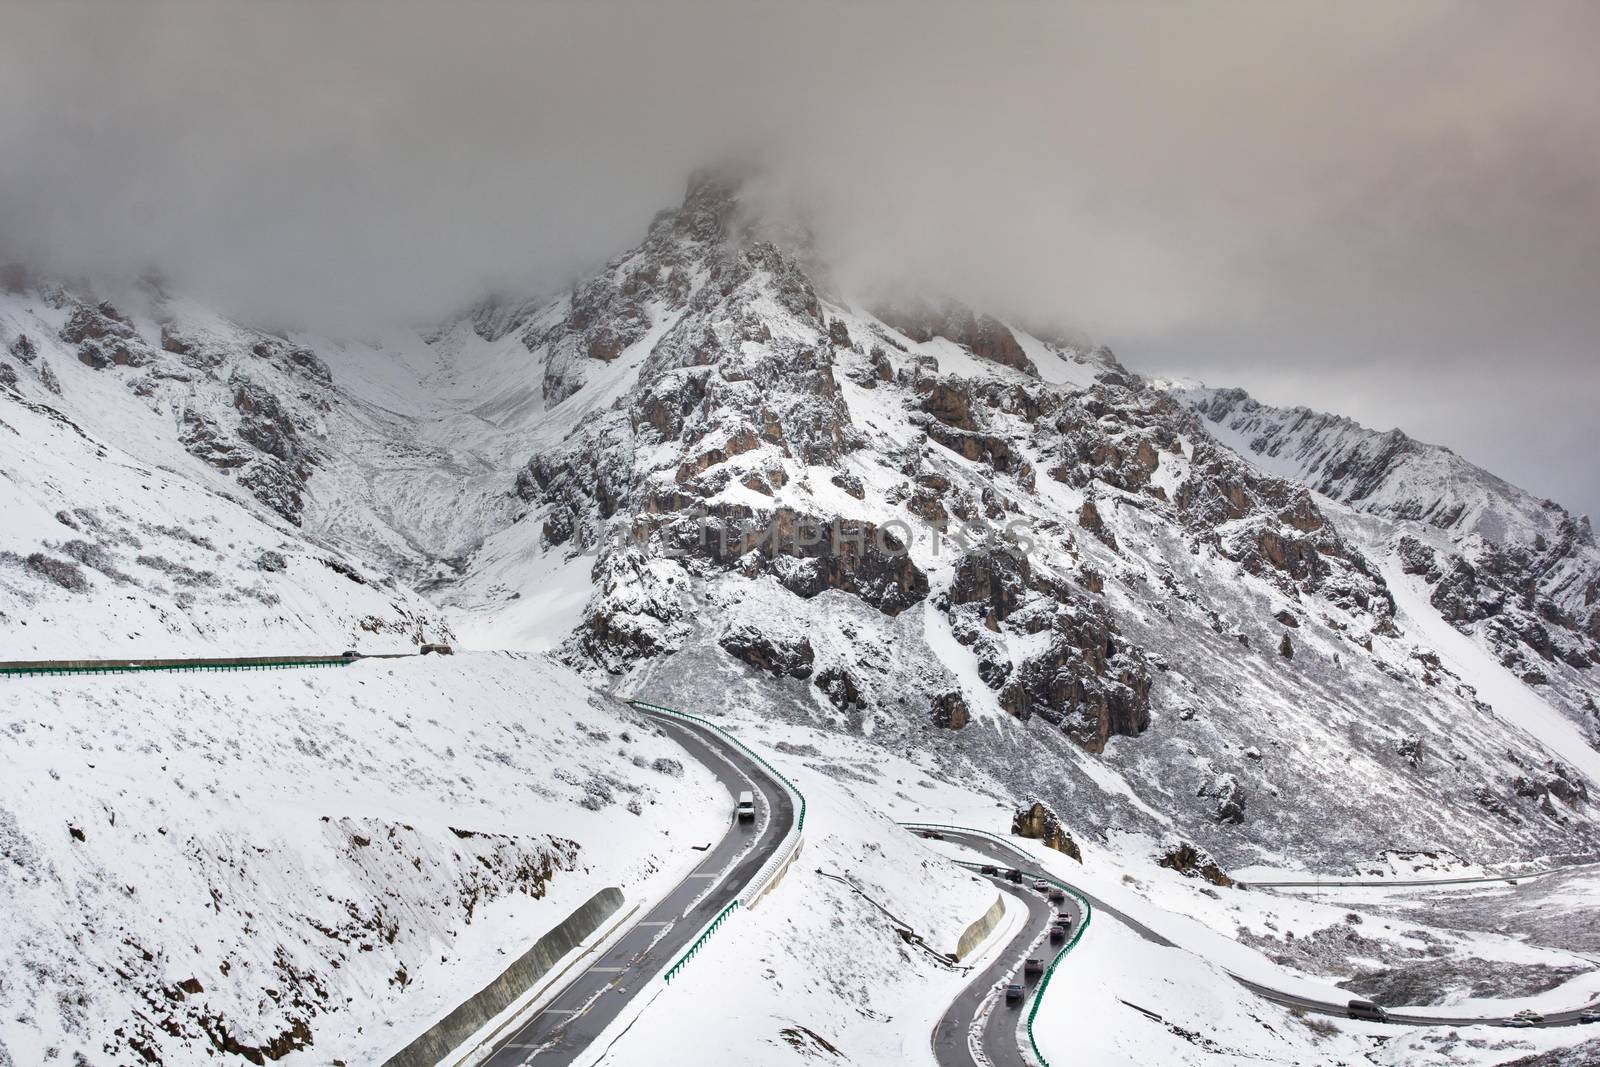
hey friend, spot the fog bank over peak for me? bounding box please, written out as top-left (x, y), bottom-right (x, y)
top-left (2, 0), bottom-right (1596, 515)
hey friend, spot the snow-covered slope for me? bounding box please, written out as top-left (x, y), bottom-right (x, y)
top-left (0, 653), bottom-right (723, 1066)
top-left (1179, 385), bottom-right (1600, 743)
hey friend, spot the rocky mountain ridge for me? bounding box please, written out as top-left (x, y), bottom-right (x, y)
top-left (435, 169), bottom-right (1600, 869)
top-left (2, 169), bottom-right (1597, 872)
top-left (1181, 385), bottom-right (1600, 738)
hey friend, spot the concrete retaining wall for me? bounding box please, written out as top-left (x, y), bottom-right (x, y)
top-left (384, 886), bottom-right (624, 1067)
top-left (747, 837), bottom-right (803, 909)
top-left (954, 893), bottom-right (1006, 961)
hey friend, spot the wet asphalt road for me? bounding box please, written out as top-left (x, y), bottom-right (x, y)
top-left (479, 712), bottom-right (794, 1066)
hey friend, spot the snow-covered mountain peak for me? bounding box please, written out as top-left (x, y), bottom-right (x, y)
top-left (4, 166), bottom-right (1598, 877)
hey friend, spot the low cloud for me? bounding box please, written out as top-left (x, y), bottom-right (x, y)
top-left (2, 1), bottom-right (1595, 513)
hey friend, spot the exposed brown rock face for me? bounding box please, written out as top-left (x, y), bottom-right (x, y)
top-left (1201, 773), bottom-right (1247, 824)
top-left (1078, 498), bottom-right (1117, 550)
top-left (872, 298), bottom-right (1037, 376)
top-left (944, 549), bottom-right (1030, 630)
top-left (59, 301), bottom-right (133, 345)
top-left (933, 691), bottom-right (969, 729)
top-left (939, 549), bottom-right (1153, 752)
top-left (1011, 800), bottom-right (1081, 861)
top-left (59, 300), bottom-right (156, 370)
top-left (1156, 841), bottom-right (1233, 886)
top-left (1020, 608), bottom-right (1152, 751)
top-left (160, 323), bottom-right (193, 355)
top-left (694, 506), bottom-right (930, 617)
top-left (814, 665), bottom-right (864, 710)
top-left (719, 625), bottom-right (815, 679)
top-left (1279, 632), bottom-right (1295, 659)
top-left (923, 382), bottom-right (977, 431)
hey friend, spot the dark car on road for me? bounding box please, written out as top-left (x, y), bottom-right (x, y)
top-left (1004, 982), bottom-right (1025, 1005)
top-left (1048, 887), bottom-right (1066, 903)
top-left (980, 864), bottom-right (999, 876)
top-left (1005, 868), bottom-right (1024, 883)
top-left (1347, 999), bottom-right (1389, 1022)
top-left (1049, 924), bottom-right (1067, 944)
top-left (1023, 958), bottom-right (1044, 980)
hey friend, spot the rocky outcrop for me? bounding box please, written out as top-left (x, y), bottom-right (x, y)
top-left (719, 625), bottom-right (814, 679)
top-left (932, 691), bottom-right (969, 730)
top-left (937, 548), bottom-right (1153, 751)
top-left (1156, 841), bottom-right (1233, 886)
top-left (1512, 764), bottom-right (1589, 810)
top-left (1078, 498), bottom-right (1117, 550)
top-left (60, 300), bottom-right (154, 369)
top-left (872, 298), bottom-right (1036, 376)
top-left (1011, 800), bottom-right (1081, 861)
top-left (1201, 773), bottom-right (1247, 824)
top-left (814, 665), bottom-right (864, 710)
top-left (943, 548), bottom-right (1031, 629)
top-left (179, 409), bottom-right (251, 470)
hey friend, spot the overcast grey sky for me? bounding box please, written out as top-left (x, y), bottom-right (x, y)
top-left (2, 1), bottom-right (1596, 518)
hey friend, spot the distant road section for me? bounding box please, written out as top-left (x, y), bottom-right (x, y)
top-left (1237, 859), bottom-right (1600, 890)
top-left (0, 652), bottom-right (418, 676)
top-left (928, 827), bottom-right (1600, 1035)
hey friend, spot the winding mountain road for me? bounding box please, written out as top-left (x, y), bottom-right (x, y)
top-left (925, 827), bottom-right (1600, 1045)
top-left (478, 709), bottom-right (795, 1066)
top-left (931, 871), bottom-right (1085, 1067)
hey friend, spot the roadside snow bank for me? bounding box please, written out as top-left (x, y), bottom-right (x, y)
top-left (1034, 906), bottom-right (1365, 1065)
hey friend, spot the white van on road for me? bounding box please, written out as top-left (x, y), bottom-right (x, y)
top-left (735, 791), bottom-right (756, 822)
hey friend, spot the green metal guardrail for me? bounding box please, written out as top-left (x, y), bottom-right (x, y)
top-left (628, 698), bottom-right (807, 985)
top-left (0, 657), bottom-right (356, 678)
top-left (902, 822), bottom-right (1093, 1067)
top-left (627, 699), bottom-right (806, 834)
top-left (663, 899), bottom-right (739, 984)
